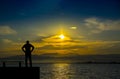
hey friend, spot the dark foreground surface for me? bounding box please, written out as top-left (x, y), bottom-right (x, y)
top-left (0, 67), bottom-right (40, 79)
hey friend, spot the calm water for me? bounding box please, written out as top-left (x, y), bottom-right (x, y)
top-left (0, 63), bottom-right (120, 79)
top-left (33, 63), bottom-right (120, 79)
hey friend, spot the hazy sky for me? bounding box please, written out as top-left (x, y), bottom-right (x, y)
top-left (0, 0), bottom-right (120, 57)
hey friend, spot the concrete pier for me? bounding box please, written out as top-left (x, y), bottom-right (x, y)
top-left (0, 67), bottom-right (40, 79)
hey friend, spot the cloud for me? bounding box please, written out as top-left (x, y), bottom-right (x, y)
top-left (70, 26), bottom-right (77, 30)
top-left (0, 26), bottom-right (17, 35)
top-left (2, 39), bottom-right (13, 44)
top-left (42, 34), bottom-right (72, 43)
top-left (35, 39), bottom-right (120, 55)
top-left (35, 34), bottom-right (120, 48)
top-left (85, 18), bottom-right (120, 33)
top-left (34, 33), bottom-right (120, 54)
top-left (1, 35), bottom-right (120, 57)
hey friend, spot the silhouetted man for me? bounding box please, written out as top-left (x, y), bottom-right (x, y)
top-left (22, 40), bottom-right (34, 67)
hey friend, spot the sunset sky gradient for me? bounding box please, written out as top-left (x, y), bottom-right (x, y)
top-left (0, 0), bottom-right (120, 57)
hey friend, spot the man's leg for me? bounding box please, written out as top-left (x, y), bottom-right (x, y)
top-left (29, 54), bottom-right (32, 67)
top-left (25, 55), bottom-right (28, 67)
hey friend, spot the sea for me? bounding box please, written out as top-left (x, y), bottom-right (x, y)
top-left (34, 63), bottom-right (120, 79)
top-left (0, 62), bottom-right (120, 79)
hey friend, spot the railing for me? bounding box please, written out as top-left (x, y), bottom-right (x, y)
top-left (0, 60), bottom-right (24, 67)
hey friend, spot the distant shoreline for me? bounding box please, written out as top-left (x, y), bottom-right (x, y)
top-left (32, 61), bottom-right (120, 64)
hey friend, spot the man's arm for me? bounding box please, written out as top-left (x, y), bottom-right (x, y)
top-left (22, 45), bottom-right (25, 52)
top-left (31, 45), bottom-right (34, 52)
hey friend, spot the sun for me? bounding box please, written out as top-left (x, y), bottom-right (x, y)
top-left (59, 34), bottom-right (65, 39)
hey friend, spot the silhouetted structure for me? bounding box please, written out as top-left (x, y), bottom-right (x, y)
top-left (0, 67), bottom-right (40, 79)
top-left (22, 40), bottom-right (34, 67)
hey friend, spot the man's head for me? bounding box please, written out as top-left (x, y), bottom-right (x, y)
top-left (26, 40), bottom-right (29, 44)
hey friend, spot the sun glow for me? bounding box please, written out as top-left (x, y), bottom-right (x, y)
top-left (59, 34), bottom-right (65, 39)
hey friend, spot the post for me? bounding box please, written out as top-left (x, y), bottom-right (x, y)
top-left (19, 61), bottom-right (22, 67)
top-left (3, 62), bottom-right (6, 67)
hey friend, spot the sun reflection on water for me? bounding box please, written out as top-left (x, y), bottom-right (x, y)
top-left (51, 63), bottom-right (70, 79)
